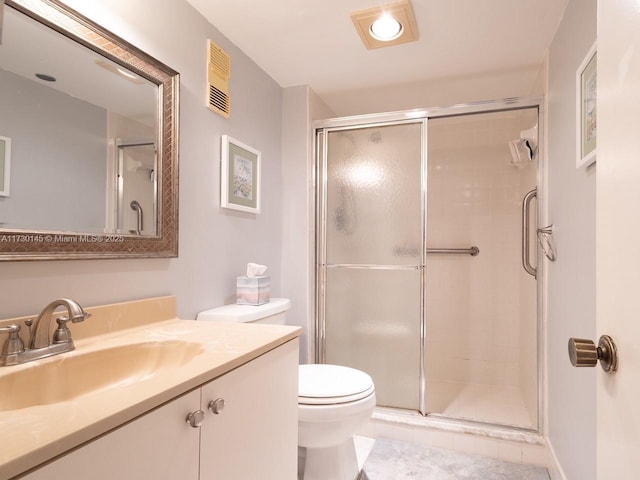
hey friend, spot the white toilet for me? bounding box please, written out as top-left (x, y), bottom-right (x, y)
top-left (197, 298), bottom-right (376, 480)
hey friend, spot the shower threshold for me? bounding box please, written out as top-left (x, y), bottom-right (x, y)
top-left (426, 380), bottom-right (536, 430)
top-left (370, 406), bottom-right (542, 445)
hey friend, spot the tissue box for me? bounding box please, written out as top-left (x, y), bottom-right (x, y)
top-left (236, 276), bottom-right (271, 305)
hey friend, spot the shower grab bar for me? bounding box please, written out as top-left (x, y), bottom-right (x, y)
top-left (393, 246), bottom-right (479, 256)
top-left (130, 200), bottom-right (143, 236)
top-left (427, 246), bottom-right (479, 256)
top-left (325, 245), bottom-right (480, 270)
top-left (522, 188), bottom-right (537, 278)
top-left (325, 264), bottom-right (421, 270)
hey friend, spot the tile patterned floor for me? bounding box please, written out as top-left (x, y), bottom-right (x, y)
top-left (359, 438), bottom-right (550, 480)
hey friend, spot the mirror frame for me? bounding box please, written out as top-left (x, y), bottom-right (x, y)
top-left (1, 0), bottom-right (179, 260)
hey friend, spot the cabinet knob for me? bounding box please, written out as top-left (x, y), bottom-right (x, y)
top-left (186, 409), bottom-right (206, 428)
top-left (208, 398), bottom-right (225, 415)
top-left (568, 335), bottom-right (618, 373)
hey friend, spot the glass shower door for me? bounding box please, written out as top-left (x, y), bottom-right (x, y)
top-left (318, 121), bottom-right (425, 412)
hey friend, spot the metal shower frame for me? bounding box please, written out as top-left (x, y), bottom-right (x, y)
top-left (313, 96), bottom-right (545, 432)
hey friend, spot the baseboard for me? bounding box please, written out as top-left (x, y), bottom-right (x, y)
top-left (546, 441), bottom-right (568, 480)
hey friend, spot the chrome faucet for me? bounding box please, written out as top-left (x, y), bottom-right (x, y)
top-left (0, 298), bottom-right (92, 366)
top-left (31, 298), bottom-right (90, 349)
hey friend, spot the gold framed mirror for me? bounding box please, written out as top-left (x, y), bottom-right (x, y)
top-left (0, 0), bottom-right (179, 260)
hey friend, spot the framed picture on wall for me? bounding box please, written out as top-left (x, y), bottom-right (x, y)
top-left (220, 135), bottom-right (261, 213)
top-left (576, 41), bottom-right (597, 169)
top-left (0, 136), bottom-right (11, 197)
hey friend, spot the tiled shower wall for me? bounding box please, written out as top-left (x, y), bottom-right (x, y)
top-left (425, 110), bottom-right (538, 427)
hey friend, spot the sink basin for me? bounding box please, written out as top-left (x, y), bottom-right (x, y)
top-left (0, 340), bottom-right (203, 411)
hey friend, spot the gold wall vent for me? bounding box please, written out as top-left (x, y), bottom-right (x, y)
top-left (207, 40), bottom-right (231, 117)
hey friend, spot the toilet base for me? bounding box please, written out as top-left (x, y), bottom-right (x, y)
top-left (302, 436), bottom-right (360, 480)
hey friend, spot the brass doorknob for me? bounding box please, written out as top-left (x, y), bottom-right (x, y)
top-left (568, 335), bottom-right (618, 373)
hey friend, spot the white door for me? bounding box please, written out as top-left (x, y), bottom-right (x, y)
top-left (596, 1), bottom-right (640, 478)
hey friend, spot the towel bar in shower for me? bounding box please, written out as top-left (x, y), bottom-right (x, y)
top-left (427, 246), bottom-right (479, 256)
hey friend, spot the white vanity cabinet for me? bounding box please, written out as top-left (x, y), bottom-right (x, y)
top-left (20, 339), bottom-right (299, 480)
top-left (199, 338), bottom-right (298, 479)
top-left (21, 389), bottom-right (201, 480)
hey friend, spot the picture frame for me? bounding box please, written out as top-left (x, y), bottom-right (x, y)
top-left (0, 136), bottom-right (11, 197)
top-left (220, 135), bottom-right (261, 213)
top-left (576, 41), bottom-right (597, 169)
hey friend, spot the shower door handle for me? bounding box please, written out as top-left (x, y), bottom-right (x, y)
top-left (522, 188), bottom-right (537, 278)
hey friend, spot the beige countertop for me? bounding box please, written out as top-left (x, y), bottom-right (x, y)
top-left (0, 296), bottom-right (301, 479)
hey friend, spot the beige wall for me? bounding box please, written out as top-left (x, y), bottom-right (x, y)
top-left (323, 65), bottom-right (542, 117)
top-left (545, 0), bottom-right (597, 479)
top-left (281, 86), bottom-right (333, 362)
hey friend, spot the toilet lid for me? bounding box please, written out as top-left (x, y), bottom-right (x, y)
top-left (298, 364), bottom-right (375, 405)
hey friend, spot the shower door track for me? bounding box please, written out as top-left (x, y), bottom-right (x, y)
top-left (314, 96), bottom-right (544, 431)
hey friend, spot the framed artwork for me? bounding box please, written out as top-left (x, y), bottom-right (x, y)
top-left (221, 135), bottom-right (261, 213)
top-left (0, 136), bottom-right (11, 197)
top-left (576, 42), bottom-right (597, 168)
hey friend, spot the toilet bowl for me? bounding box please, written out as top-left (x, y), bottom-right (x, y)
top-left (197, 299), bottom-right (376, 480)
top-left (298, 364), bottom-right (376, 480)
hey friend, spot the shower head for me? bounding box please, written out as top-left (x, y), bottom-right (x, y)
top-left (509, 138), bottom-right (536, 167)
top-left (509, 124), bottom-right (538, 168)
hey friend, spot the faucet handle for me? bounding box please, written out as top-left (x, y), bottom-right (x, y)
top-left (0, 324), bottom-right (25, 357)
top-left (52, 316), bottom-right (73, 344)
top-left (0, 324), bottom-right (20, 334)
top-left (51, 308), bottom-right (91, 345)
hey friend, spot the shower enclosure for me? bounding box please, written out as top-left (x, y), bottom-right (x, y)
top-left (315, 99), bottom-right (541, 430)
top-left (115, 139), bottom-right (157, 236)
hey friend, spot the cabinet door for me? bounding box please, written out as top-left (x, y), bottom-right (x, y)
top-left (200, 339), bottom-right (299, 480)
top-left (22, 390), bottom-right (201, 480)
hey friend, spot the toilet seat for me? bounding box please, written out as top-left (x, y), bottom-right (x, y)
top-left (298, 364), bottom-right (375, 405)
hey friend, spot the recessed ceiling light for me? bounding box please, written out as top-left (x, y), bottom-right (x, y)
top-left (351, 0), bottom-right (418, 50)
top-left (369, 14), bottom-right (403, 41)
top-left (116, 67), bottom-right (139, 80)
top-left (94, 59), bottom-right (146, 85)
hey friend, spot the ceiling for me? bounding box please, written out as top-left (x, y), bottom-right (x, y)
top-left (185, 0), bottom-right (569, 115)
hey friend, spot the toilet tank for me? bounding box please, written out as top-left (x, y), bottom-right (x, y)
top-left (196, 298), bottom-right (290, 325)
